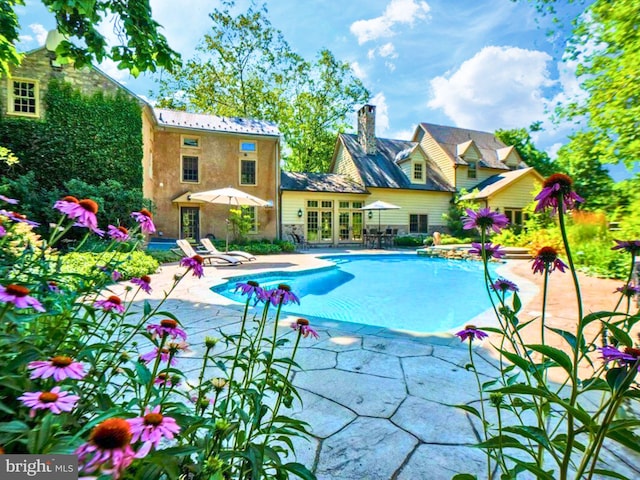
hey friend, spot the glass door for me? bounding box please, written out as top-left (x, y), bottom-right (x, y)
top-left (180, 207), bottom-right (200, 241)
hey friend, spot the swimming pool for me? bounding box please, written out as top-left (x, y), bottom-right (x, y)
top-left (213, 254), bottom-right (501, 333)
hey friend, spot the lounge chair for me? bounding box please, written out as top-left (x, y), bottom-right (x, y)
top-left (175, 239), bottom-right (241, 266)
top-left (200, 238), bottom-right (256, 261)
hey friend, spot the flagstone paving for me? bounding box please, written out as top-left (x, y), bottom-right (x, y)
top-left (117, 249), bottom-right (640, 479)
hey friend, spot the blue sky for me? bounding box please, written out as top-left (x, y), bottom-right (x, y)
top-left (15, 0), bottom-right (635, 180)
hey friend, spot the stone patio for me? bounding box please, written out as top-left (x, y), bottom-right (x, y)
top-left (115, 249), bottom-right (640, 479)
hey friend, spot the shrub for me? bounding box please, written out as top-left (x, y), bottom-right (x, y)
top-left (393, 235), bottom-right (425, 247)
top-left (60, 251), bottom-right (159, 282)
top-left (145, 248), bottom-right (181, 264)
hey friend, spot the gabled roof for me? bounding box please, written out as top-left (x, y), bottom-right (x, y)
top-left (419, 123), bottom-right (526, 170)
top-left (339, 134), bottom-right (454, 192)
top-left (459, 167), bottom-right (543, 200)
top-left (153, 108), bottom-right (280, 137)
top-left (281, 171), bottom-right (368, 194)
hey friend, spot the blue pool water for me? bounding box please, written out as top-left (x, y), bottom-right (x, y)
top-left (213, 254), bottom-right (500, 333)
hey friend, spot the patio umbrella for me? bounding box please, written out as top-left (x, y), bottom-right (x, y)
top-left (189, 187), bottom-right (270, 252)
top-left (361, 201), bottom-right (401, 248)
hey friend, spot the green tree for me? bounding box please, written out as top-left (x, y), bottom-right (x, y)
top-left (0, 0), bottom-right (180, 76)
top-left (555, 130), bottom-right (614, 211)
top-left (495, 124), bottom-right (556, 177)
top-left (156, 1), bottom-right (368, 172)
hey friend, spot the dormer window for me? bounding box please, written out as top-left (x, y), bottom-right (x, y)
top-left (467, 160), bottom-right (477, 179)
top-left (413, 163), bottom-right (424, 181)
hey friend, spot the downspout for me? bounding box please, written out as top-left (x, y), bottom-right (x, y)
top-left (275, 137), bottom-right (281, 240)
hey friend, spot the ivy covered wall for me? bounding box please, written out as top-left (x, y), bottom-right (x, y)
top-left (0, 78), bottom-right (142, 190)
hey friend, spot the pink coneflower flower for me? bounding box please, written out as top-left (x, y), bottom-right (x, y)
top-left (112, 270), bottom-right (122, 282)
top-left (131, 209), bottom-right (156, 234)
top-left (0, 224), bottom-right (5, 237)
top-left (47, 281), bottom-right (60, 293)
top-left (462, 208), bottom-right (509, 234)
top-left (146, 319), bottom-right (187, 341)
top-left (532, 246), bottom-right (568, 275)
top-left (75, 418), bottom-right (136, 479)
top-left (612, 240), bottom-right (640, 255)
top-left (469, 242), bottom-right (506, 260)
top-left (600, 345), bottom-right (640, 371)
top-left (180, 255), bottom-right (205, 278)
top-left (268, 284), bottom-right (300, 306)
top-left (107, 225), bottom-right (130, 242)
top-left (616, 283), bottom-right (640, 298)
top-left (455, 325), bottom-right (488, 342)
top-left (0, 210), bottom-right (40, 227)
top-left (18, 386), bottom-right (79, 416)
top-left (491, 278), bottom-right (519, 293)
top-left (0, 194), bottom-right (18, 204)
top-left (28, 355), bottom-right (86, 381)
top-left (534, 173), bottom-right (584, 214)
top-left (0, 284), bottom-right (45, 312)
top-left (290, 318), bottom-right (319, 339)
top-left (140, 347), bottom-right (178, 366)
top-left (131, 275), bottom-right (152, 294)
top-left (57, 198), bottom-right (103, 235)
top-left (95, 295), bottom-right (125, 313)
top-left (128, 406), bottom-right (180, 457)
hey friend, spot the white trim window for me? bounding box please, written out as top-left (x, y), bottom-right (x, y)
top-left (8, 78), bottom-right (39, 117)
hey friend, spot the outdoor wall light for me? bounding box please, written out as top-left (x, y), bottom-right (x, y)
top-left (368, 211), bottom-right (373, 219)
top-left (297, 208), bottom-right (303, 218)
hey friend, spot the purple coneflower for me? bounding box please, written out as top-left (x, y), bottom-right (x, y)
top-left (18, 386), bottom-right (79, 416)
top-left (47, 281), bottom-right (60, 293)
top-left (0, 210), bottom-right (40, 227)
top-left (56, 197), bottom-right (103, 234)
top-left (612, 240), bottom-right (640, 255)
top-left (95, 295), bottom-right (125, 313)
top-left (108, 225), bottom-right (130, 242)
top-left (28, 355), bottom-right (86, 381)
top-left (616, 283), bottom-right (640, 298)
top-left (75, 418), bottom-right (136, 479)
top-left (128, 405), bottom-right (180, 457)
top-left (455, 325), bottom-right (488, 342)
top-left (462, 208), bottom-right (509, 234)
top-left (532, 246), bottom-right (568, 275)
top-left (131, 275), bottom-right (152, 294)
top-left (140, 347), bottom-right (178, 366)
top-left (180, 255), bottom-right (205, 278)
top-left (0, 284), bottom-right (45, 312)
top-left (491, 278), bottom-right (519, 293)
top-left (291, 318), bottom-right (319, 339)
top-left (600, 345), bottom-right (640, 371)
top-left (0, 224), bottom-right (5, 237)
top-left (146, 319), bottom-right (187, 341)
top-left (53, 196), bottom-right (80, 215)
top-left (534, 173), bottom-right (584, 214)
top-left (235, 280), bottom-right (265, 300)
top-left (131, 209), bottom-right (156, 235)
top-left (469, 242), bottom-right (506, 260)
top-left (0, 194), bottom-right (18, 204)
top-left (268, 284), bottom-right (300, 306)
top-left (154, 373), bottom-right (180, 387)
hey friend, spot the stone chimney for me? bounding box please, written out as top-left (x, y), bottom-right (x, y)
top-left (357, 104), bottom-right (377, 155)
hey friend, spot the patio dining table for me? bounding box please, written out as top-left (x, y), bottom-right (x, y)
top-left (364, 232), bottom-right (396, 249)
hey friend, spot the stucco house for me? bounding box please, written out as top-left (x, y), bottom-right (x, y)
top-left (280, 105), bottom-right (543, 246)
top-left (2, 40), bottom-right (281, 242)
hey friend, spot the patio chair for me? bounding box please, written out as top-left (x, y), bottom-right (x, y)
top-left (289, 232), bottom-right (309, 250)
top-left (200, 237), bottom-right (256, 261)
top-left (175, 239), bottom-right (241, 266)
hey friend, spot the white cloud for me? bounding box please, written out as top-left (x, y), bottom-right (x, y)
top-left (427, 46), bottom-right (554, 131)
top-left (370, 92), bottom-right (390, 135)
top-left (546, 142), bottom-right (563, 160)
top-left (19, 34), bottom-right (33, 43)
top-left (350, 0), bottom-right (431, 44)
top-left (378, 42), bottom-right (398, 59)
top-left (385, 61), bottom-right (396, 72)
top-left (350, 61), bottom-right (367, 81)
top-left (29, 23), bottom-right (48, 45)
top-left (97, 58), bottom-right (130, 83)
top-left (390, 127), bottom-right (415, 140)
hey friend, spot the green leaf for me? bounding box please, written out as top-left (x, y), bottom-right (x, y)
top-left (451, 404), bottom-right (483, 419)
top-left (474, 434), bottom-right (528, 450)
top-left (591, 468), bottom-right (635, 479)
top-left (135, 362), bottom-right (152, 385)
top-left (602, 322), bottom-right (633, 347)
top-left (502, 425), bottom-right (551, 449)
top-left (512, 292), bottom-right (522, 313)
top-left (606, 429), bottom-right (640, 455)
top-left (497, 347), bottom-right (534, 372)
top-left (0, 420), bottom-right (30, 433)
top-left (143, 300), bottom-right (151, 315)
top-left (526, 344), bottom-right (573, 374)
top-left (282, 462), bottom-right (315, 480)
top-left (507, 457), bottom-right (556, 480)
top-left (452, 475), bottom-right (478, 480)
top-left (581, 311), bottom-right (626, 328)
top-left (605, 367), bottom-right (629, 391)
top-left (547, 326), bottom-right (582, 354)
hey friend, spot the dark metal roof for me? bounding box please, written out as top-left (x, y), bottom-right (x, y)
top-left (419, 123), bottom-right (527, 170)
top-left (340, 134), bottom-right (454, 192)
top-left (154, 108), bottom-right (280, 137)
top-left (281, 171), bottom-right (368, 194)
